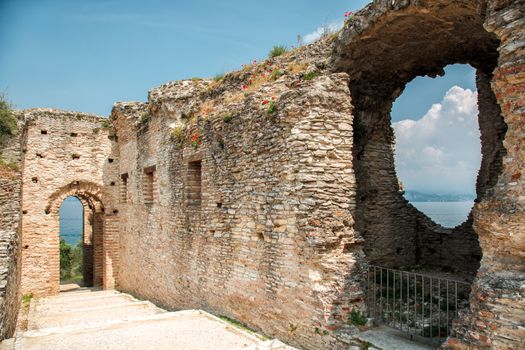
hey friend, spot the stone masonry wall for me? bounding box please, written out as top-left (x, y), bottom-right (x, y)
top-left (110, 1), bottom-right (524, 348)
top-left (19, 110), bottom-right (119, 296)
top-left (1, 0), bottom-right (523, 349)
top-left (0, 116), bottom-right (23, 340)
top-left (330, 0), bottom-right (524, 348)
top-left (444, 0), bottom-right (525, 348)
top-left (113, 70), bottom-right (367, 350)
top-left (331, 0), bottom-right (503, 276)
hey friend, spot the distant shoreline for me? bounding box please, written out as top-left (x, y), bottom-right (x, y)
top-left (409, 200), bottom-right (474, 203)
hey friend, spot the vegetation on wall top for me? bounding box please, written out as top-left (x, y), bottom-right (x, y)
top-left (268, 45), bottom-right (288, 58)
top-left (0, 94), bottom-right (17, 142)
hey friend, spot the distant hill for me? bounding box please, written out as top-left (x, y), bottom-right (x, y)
top-left (404, 190), bottom-right (475, 202)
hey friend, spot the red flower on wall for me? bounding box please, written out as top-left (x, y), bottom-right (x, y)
top-left (191, 130), bottom-right (203, 149)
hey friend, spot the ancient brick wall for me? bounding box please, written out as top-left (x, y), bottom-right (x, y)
top-left (18, 110), bottom-right (119, 296)
top-left (0, 118), bottom-right (23, 340)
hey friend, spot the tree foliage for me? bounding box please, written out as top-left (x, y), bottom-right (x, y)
top-left (0, 94), bottom-right (17, 141)
top-left (60, 238), bottom-right (83, 281)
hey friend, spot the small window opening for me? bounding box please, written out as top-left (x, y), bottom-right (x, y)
top-left (120, 173), bottom-right (129, 203)
top-left (187, 161), bottom-right (202, 207)
top-left (70, 132), bottom-right (78, 137)
top-left (31, 177), bottom-right (38, 183)
top-left (72, 154), bottom-right (80, 160)
top-left (143, 166), bottom-right (156, 205)
top-left (110, 181), bottom-right (116, 186)
top-left (36, 153), bottom-right (44, 158)
top-left (108, 158), bottom-right (114, 163)
top-left (41, 130), bottom-right (47, 135)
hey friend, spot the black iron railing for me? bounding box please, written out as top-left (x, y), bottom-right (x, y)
top-left (367, 265), bottom-right (471, 343)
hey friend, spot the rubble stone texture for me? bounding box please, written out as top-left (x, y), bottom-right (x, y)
top-left (0, 116), bottom-right (23, 340)
top-left (0, 0), bottom-right (523, 349)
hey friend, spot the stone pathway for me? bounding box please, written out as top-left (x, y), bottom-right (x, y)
top-left (0, 287), bottom-right (294, 350)
top-left (353, 325), bottom-right (437, 350)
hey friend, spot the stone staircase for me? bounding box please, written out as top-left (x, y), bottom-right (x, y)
top-left (0, 288), bottom-right (294, 350)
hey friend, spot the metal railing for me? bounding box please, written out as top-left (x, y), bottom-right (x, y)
top-left (367, 265), bottom-right (471, 343)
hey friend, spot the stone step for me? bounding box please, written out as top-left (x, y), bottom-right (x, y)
top-left (27, 300), bottom-right (165, 331)
top-left (0, 338), bottom-right (14, 350)
top-left (45, 289), bottom-right (118, 301)
top-left (23, 311), bottom-right (194, 338)
top-left (18, 310), bottom-right (262, 350)
top-left (32, 293), bottom-right (134, 312)
top-left (239, 339), bottom-right (296, 350)
top-left (353, 325), bottom-right (438, 350)
top-left (58, 287), bottom-right (101, 295)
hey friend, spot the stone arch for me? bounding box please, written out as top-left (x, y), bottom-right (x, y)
top-left (329, 0), bottom-right (522, 348)
top-left (22, 181), bottom-right (119, 296)
top-left (46, 182), bottom-right (107, 290)
top-left (46, 181), bottom-right (106, 216)
top-left (331, 0), bottom-right (505, 273)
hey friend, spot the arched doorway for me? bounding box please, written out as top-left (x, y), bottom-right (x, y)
top-left (30, 181), bottom-right (117, 295)
top-left (21, 180), bottom-right (119, 296)
top-left (58, 196), bottom-right (97, 288)
top-left (46, 183), bottom-right (108, 292)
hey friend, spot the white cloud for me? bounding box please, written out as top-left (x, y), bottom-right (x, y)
top-left (393, 86), bottom-right (481, 194)
top-left (303, 20), bottom-right (343, 44)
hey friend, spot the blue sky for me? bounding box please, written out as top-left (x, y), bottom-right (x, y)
top-left (0, 0), bottom-right (480, 195)
top-left (0, 0), bottom-right (370, 115)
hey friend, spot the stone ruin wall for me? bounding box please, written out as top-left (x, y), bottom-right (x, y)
top-left (112, 70), bottom-right (367, 349)
top-left (112, 0), bottom-right (524, 349)
top-left (0, 0), bottom-right (523, 348)
top-left (18, 110), bottom-right (120, 296)
top-left (0, 117), bottom-right (23, 340)
top-left (330, 0), bottom-right (524, 349)
top-left (448, 1), bottom-right (525, 348)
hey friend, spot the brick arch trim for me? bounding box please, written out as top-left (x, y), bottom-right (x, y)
top-left (45, 181), bottom-right (106, 216)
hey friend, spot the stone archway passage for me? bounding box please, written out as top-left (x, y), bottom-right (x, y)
top-left (58, 196), bottom-right (94, 286)
top-left (21, 181), bottom-right (119, 296)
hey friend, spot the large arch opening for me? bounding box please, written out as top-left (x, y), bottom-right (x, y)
top-left (331, 0), bottom-right (507, 343)
top-left (392, 64), bottom-right (480, 229)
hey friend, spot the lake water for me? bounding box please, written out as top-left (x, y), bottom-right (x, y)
top-left (59, 197), bottom-right (83, 246)
top-left (58, 197), bottom-right (475, 245)
top-left (411, 201), bottom-right (474, 228)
